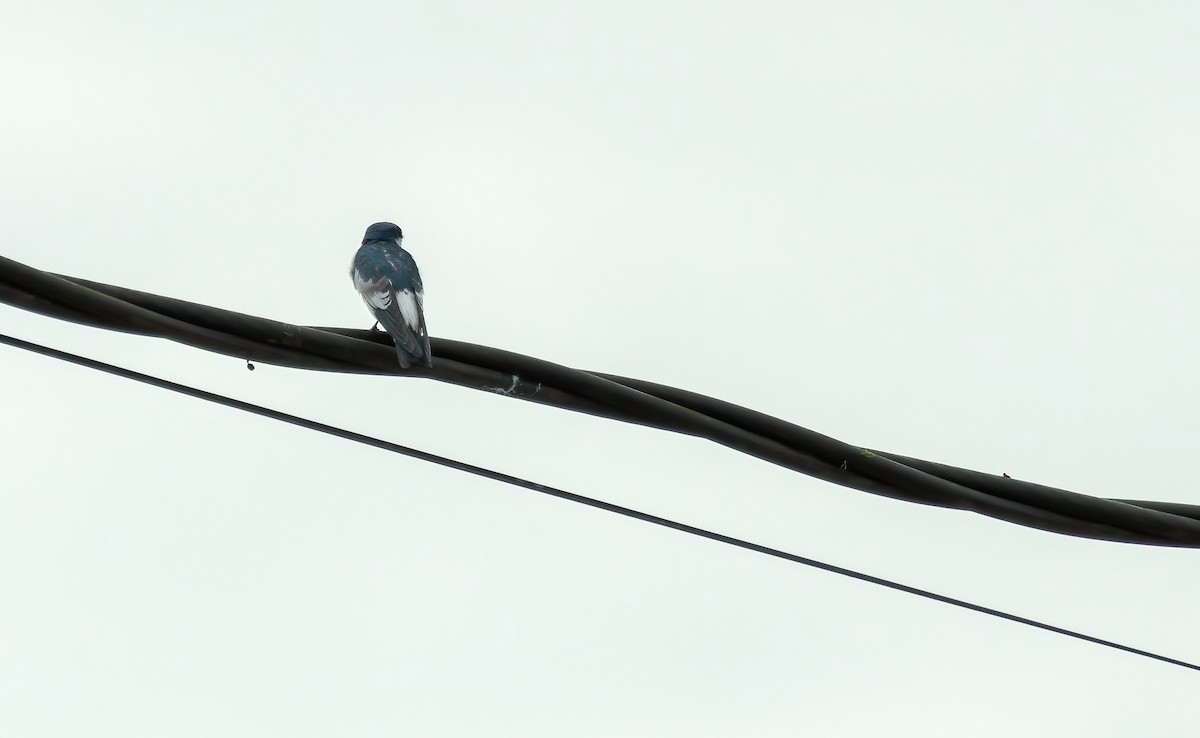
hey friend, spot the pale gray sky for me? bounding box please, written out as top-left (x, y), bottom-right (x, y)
top-left (2, 1), bottom-right (1199, 735)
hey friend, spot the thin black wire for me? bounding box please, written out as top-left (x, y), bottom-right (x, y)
top-left (2, 331), bottom-right (1197, 674)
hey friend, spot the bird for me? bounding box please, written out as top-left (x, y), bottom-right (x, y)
top-left (350, 221), bottom-right (433, 369)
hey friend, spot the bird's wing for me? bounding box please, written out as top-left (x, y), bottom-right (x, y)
top-left (353, 271), bottom-right (427, 360)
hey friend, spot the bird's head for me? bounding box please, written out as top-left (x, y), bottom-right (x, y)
top-left (363, 222), bottom-right (403, 244)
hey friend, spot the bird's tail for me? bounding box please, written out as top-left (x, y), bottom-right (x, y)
top-left (394, 343), bottom-right (433, 369)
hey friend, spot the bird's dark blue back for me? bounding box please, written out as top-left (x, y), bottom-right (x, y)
top-left (353, 240), bottom-right (424, 292)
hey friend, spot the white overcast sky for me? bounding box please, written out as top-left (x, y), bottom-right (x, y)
top-left (2, 1), bottom-right (1199, 735)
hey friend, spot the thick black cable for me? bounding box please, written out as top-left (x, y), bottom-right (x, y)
top-left (5, 254), bottom-right (1200, 547)
top-left (2, 331), bottom-right (1196, 675)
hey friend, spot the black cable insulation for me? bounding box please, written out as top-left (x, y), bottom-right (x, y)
top-left (3, 253), bottom-right (1200, 547)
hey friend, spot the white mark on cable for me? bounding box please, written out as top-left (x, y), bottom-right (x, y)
top-left (484, 374), bottom-right (522, 396)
